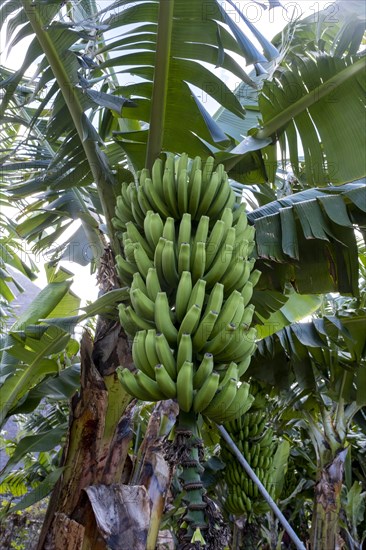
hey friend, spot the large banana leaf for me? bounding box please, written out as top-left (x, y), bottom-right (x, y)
top-left (248, 182), bottom-right (366, 295)
top-left (214, 5), bottom-right (366, 185)
top-left (249, 313), bottom-right (366, 406)
top-left (1, 0), bottom-right (278, 257)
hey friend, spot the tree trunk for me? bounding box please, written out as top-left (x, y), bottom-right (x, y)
top-left (310, 448), bottom-right (348, 550)
top-left (37, 322), bottom-right (134, 550)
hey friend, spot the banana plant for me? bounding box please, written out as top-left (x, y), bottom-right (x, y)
top-left (249, 312), bottom-right (366, 549)
top-left (0, 0), bottom-right (365, 546)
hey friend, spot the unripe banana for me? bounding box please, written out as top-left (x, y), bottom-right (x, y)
top-left (207, 175), bottom-right (234, 219)
top-left (211, 290), bottom-right (242, 338)
top-left (132, 330), bottom-right (155, 379)
top-left (178, 242), bottom-right (191, 275)
top-left (131, 272), bottom-right (148, 295)
top-left (196, 171), bottom-right (220, 217)
top-left (151, 157), bottom-right (163, 189)
top-left (155, 332), bottom-right (177, 380)
top-left (130, 288), bottom-right (155, 321)
top-left (154, 236), bottom-right (167, 287)
top-left (163, 167), bottom-right (180, 219)
top-left (115, 254), bottom-right (135, 284)
top-left (162, 239), bottom-right (179, 287)
top-left (220, 207), bottom-right (234, 231)
top-left (237, 355), bottom-right (252, 377)
top-left (192, 310), bottom-right (219, 351)
top-left (144, 211), bottom-right (164, 249)
top-left (126, 221), bottom-right (153, 257)
top-left (218, 361), bottom-right (239, 388)
top-left (203, 244), bottom-right (234, 287)
top-left (162, 217), bottom-right (176, 241)
top-left (193, 353), bottom-right (214, 389)
top-left (193, 372), bottom-right (220, 413)
top-left (216, 327), bottom-right (256, 363)
top-left (203, 282), bottom-right (224, 318)
top-left (191, 241), bottom-right (206, 282)
top-left (137, 186), bottom-right (152, 216)
top-left (176, 360), bottom-right (194, 412)
top-left (154, 292), bottom-right (178, 345)
top-left (194, 215), bottom-right (210, 245)
top-left (178, 303), bottom-right (202, 342)
top-left (187, 278), bottom-right (206, 312)
top-left (188, 168), bottom-right (202, 218)
top-left (249, 269), bottom-right (261, 287)
top-left (202, 378), bottom-right (237, 421)
top-left (146, 267), bottom-right (161, 301)
top-left (118, 304), bottom-right (138, 336)
top-left (136, 370), bottom-right (165, 401)
top-left (126, 305), bottom-right (154, 332)
top-left (205, 220), bottom-right (226, 270)
top-left (133, 243), bottom-right (154, 279)
top-left (241, 304), bottom-right (255, 328)
top-left (155, 364), bottom-right (177, 398)
top-left (175, 271), bottom-right (193, 323)
top-left (144, 329), bottom-right (161, 369)
top-left (177, 213), bottom-right (192, 249)
top-left (177, 168), bottom-right (189, 216)
top-left (117, 367), bottom-right (153, 401)
top-left (202, 156), bottom-right (215, 186)
top-left (219, 382), bottom-right (254, 422)
top-left (144, 177), bottom-right (171, 218)
top-left (177, 332), bottom-right (193, 372)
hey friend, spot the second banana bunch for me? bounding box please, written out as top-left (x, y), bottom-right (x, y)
top-left (114, 154), bottom-right (260, 424)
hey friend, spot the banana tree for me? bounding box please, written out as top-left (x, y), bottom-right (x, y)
top-left (0, 0), bottom-right (365, 547)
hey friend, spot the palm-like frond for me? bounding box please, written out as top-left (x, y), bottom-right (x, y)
top-left (248, 182), bottom-right (366, 295)
top-left (249, 313), bottom-right (366, 407)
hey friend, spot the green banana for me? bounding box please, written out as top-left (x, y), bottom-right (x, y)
top-left (145, 267), bottom-right (161, 301)
top-left (155, 364), bottom-right (177, 398)
top-left (144, 329), bottom-right (161, 370)
top-left (187, 278), bottom-right (206, 312)
top-left (193, 353), bottom-right (214, 389)
top-left (191, 241), bottom-right (206, 283)
top-left (136, 370), bottom-right (166, 401)
top-left (144, 177), bottom-right (171, 218)
top-left (126, 221), bottom-right (153, 257)
top-left (132, 331), bottom-right (155, 379)
top-left (131, 272), bottom-right (148, 295)
top-left (178, 242), bottom-right (191, 275)
top-left (202, 156), bottom-right (215, 186)
top-left (177, 212), bottom-right (192, 249)
top-left (162, 239), bottom-right (179, 287)
top-left (207, 174), bottom-right (234, 219)
top-left (177, 168), bottom-right (189, 216)
top-left (176, 360), bottom-right (194, 412)
top-left (154, 292), bottom-right (178, 345)
top-left (196, 170), bottom-right (220, 217)
top-left (205, 220), bottom-right (226, 270)
top-left (193, 372), bottom-right (220, 413)
top-left (155, 332), bottom-right (177, 380)
top-left (133, 243), bottom-right (154, 279)
top-left (154, 237), bottom-right (166, 287)
top-left (162, 216), bottom-right (176, 241)
top-left (130, 288), bottom-right (155, 322)
top-left (210, 290), bottom-right (242, 338)
top-left (163, 167), bottom-right (180, 219)
top-left (177, 332), bottom-right (193, 372)
top-left (188, 168), bottom-right (202, 218)
top-left (178, 303), bottom-right (202, 342)
top-left (204, 378), bottom-right (238, 422)
top-left (192, 310), bottom-right (219, 352)
top-left (117, 367), bottom-right (153, 401)
top-left (144, 211), bottom-right (164, 249)
top-left (175, 271), bottom-right (193, 323)
top-left (203, 282), bottom-right (224, 318)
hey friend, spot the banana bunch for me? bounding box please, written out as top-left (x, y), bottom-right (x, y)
top-left (222, 402), bottom-right (276, 516)
top-left (113, 154), bottom-right (236, 232)
top-left (115, 154), bottom-right (260, 424)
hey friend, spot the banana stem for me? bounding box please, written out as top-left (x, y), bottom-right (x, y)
top-left (217, 425), bottom-right (306, 550)
top-left (175, 410), bottom-right (207, 542)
